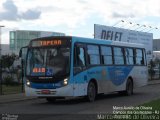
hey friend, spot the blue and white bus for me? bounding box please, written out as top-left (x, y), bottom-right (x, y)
top-left (20, 36), bottom-right (148, 102)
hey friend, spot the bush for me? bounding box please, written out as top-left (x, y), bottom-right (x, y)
top-left (3, 76), bottom-right (19, 86)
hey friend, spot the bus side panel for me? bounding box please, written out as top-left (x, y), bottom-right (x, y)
top-left (129, 66), bottom-right (148, 88)
top-left (73, 71), bottom-right (88, 96)
top-left (72, 67), bottom-right (108, 96)
top-left (72, 66), bottom-right (130, 96)
top-left (101, 66), bottom-right (133, 93)
top-left (72, 66), bottom-right (134, 96)
top-left (72, 65), bottom-right (147, 96)
top-left (109, 66), bottom-right (148, 92)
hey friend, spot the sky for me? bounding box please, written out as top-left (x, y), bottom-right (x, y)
top-left (0, 0), bottom-right (160, 44)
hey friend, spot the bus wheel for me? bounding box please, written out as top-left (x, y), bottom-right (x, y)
top-left (87, 82), bottom-right (96, 102)
top-left (125, 78), bottom-right (133, 96)
top-left (46, 97), bottom-right (56, 103)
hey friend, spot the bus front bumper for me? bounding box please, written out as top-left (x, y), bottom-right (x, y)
top-left (24, 84), bottom-right (74, 97)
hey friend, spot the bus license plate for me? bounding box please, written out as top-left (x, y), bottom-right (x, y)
top-left (41, 90), bottom-right (50, 94)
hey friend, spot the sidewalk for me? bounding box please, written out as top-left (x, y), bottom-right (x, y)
top-left (148, 79), bottom-right (160, 85)
top-left (0, 93), bottom-right (36, 104)
top-left (0, 80), bottom-right (160, 104)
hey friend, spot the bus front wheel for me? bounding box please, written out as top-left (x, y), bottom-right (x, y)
top-left (125, 78), bottom-right (133, 96)
top-left (87, 82), bottom-right (96, 102)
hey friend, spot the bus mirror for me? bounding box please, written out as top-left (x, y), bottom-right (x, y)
top-left (19, 48), bottom-right (22, 58)
top-left (21, 59), bottom-right (24, 78)
top-left (19, 46), bottom-right (28, 58)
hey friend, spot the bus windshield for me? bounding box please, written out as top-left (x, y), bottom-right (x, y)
top-left (26, 47), bottom-right (70, 77)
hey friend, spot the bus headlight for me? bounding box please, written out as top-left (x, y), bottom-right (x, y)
top-left (26, 80), bottom-right (31, 87)
top-left (63, 78), bottom-right (68, 85)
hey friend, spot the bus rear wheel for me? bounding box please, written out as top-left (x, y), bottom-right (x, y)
top-left (87, 82), bottom-right (96, 102)
top-left (125, 78), bottom-right (133, 96)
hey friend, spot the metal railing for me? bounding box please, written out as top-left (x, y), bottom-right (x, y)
top-left (0, 55), bottom-right (23, 95)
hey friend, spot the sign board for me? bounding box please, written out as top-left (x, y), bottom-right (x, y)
top-left (31, 40), bottom-right (62, 47)
top-left (30, 38), bottom-right (71, 47)
top-left (94, 24), bottom-right (153, 62)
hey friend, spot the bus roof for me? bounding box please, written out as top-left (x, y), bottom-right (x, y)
top-left (72, 36), bottom-right (145, 49)
top-left (29, 36), bottom-right (145, 49)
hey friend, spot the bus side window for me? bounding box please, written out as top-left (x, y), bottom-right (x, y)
top-left (135, 49), bottom-right (144, 65)
top-left (87, 45), bottom-right (100, 65)
top-left (125, 48), bottom-right (134, 65)
top-left (113, 47), bottom-right (125, 65)
top-left (101, 46), bottom-right (113, 65)
top-left (143, 49), bottom-right (147, 65)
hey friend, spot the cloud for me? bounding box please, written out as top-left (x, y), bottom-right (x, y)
top-left (112, 12), bottom-right (135, 18)
top-left (0, 0), bottom-right (41, 21)
top-left (0, 0), bottom-right (160, 45)
top-left (0, 0), bottom-right (19, 21)
top-left (21, 9), bottom-right (41, 20)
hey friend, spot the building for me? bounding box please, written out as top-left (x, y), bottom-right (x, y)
top-left (152, 39), bottom-right (160, 60)
top-left (10, 30), bottom-right (65, 54)
top-left (153, 51), bottom-right (160, 60)
top-left (94, 24), bottom-right (153, 62)
top-left (153, 39), bottom-right (160, 51)
top-left (1, 44), bottom-right (13, 55)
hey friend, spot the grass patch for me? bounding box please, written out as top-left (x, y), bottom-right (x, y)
top-left (141, 99), bottom-right (160, 110)
top-left (2, 85), bottom-right (23, 95)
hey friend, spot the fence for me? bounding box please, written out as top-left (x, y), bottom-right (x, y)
top-left (0, 54), bottom-right (23, 95)
top-left (148, 60), bottom-right (160, 80)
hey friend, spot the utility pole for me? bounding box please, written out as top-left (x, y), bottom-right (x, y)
top-left (0, 25), bottom-right (5, 95)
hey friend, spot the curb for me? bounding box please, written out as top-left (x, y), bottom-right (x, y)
top-left (0, 93), bottom-right (37, 104)
top-left (148, 80), bottom-right (160, 85)
top-left (0, 97), bottom-right (37, 104)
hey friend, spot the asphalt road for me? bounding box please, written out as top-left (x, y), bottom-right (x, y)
top-left (0, 84), bottom-right (160, 120)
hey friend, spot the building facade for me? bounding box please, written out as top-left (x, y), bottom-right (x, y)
top-left (1, 44), bottom-right (13, 55)
top-left (10, 30), bottom-right (65, 54)
top-left (153, 51), bottom-right (160, 60)
top-left (153, 39), bottom-right (160, 51)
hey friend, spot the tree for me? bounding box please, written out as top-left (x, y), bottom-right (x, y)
top-left (154, 58), bottom-right (160, 79)
top-left (0, 54), bottom-right (20, 85)
top-left (0, 53), bottom-right (17, 72)
top-left (148, 60), bottom-right (156, 80)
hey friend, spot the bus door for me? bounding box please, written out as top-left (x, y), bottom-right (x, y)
top-left (73, 44), bottom-right (87, 96)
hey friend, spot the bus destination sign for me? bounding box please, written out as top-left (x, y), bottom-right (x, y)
top-left (31, 39), bottom-right (63, 47)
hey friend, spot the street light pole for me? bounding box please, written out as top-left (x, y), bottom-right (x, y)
top-left (0, 25), bottom-right (5, 95)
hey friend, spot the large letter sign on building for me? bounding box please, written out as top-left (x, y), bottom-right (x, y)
top-left (94, 24), bottom-right (153, 62)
